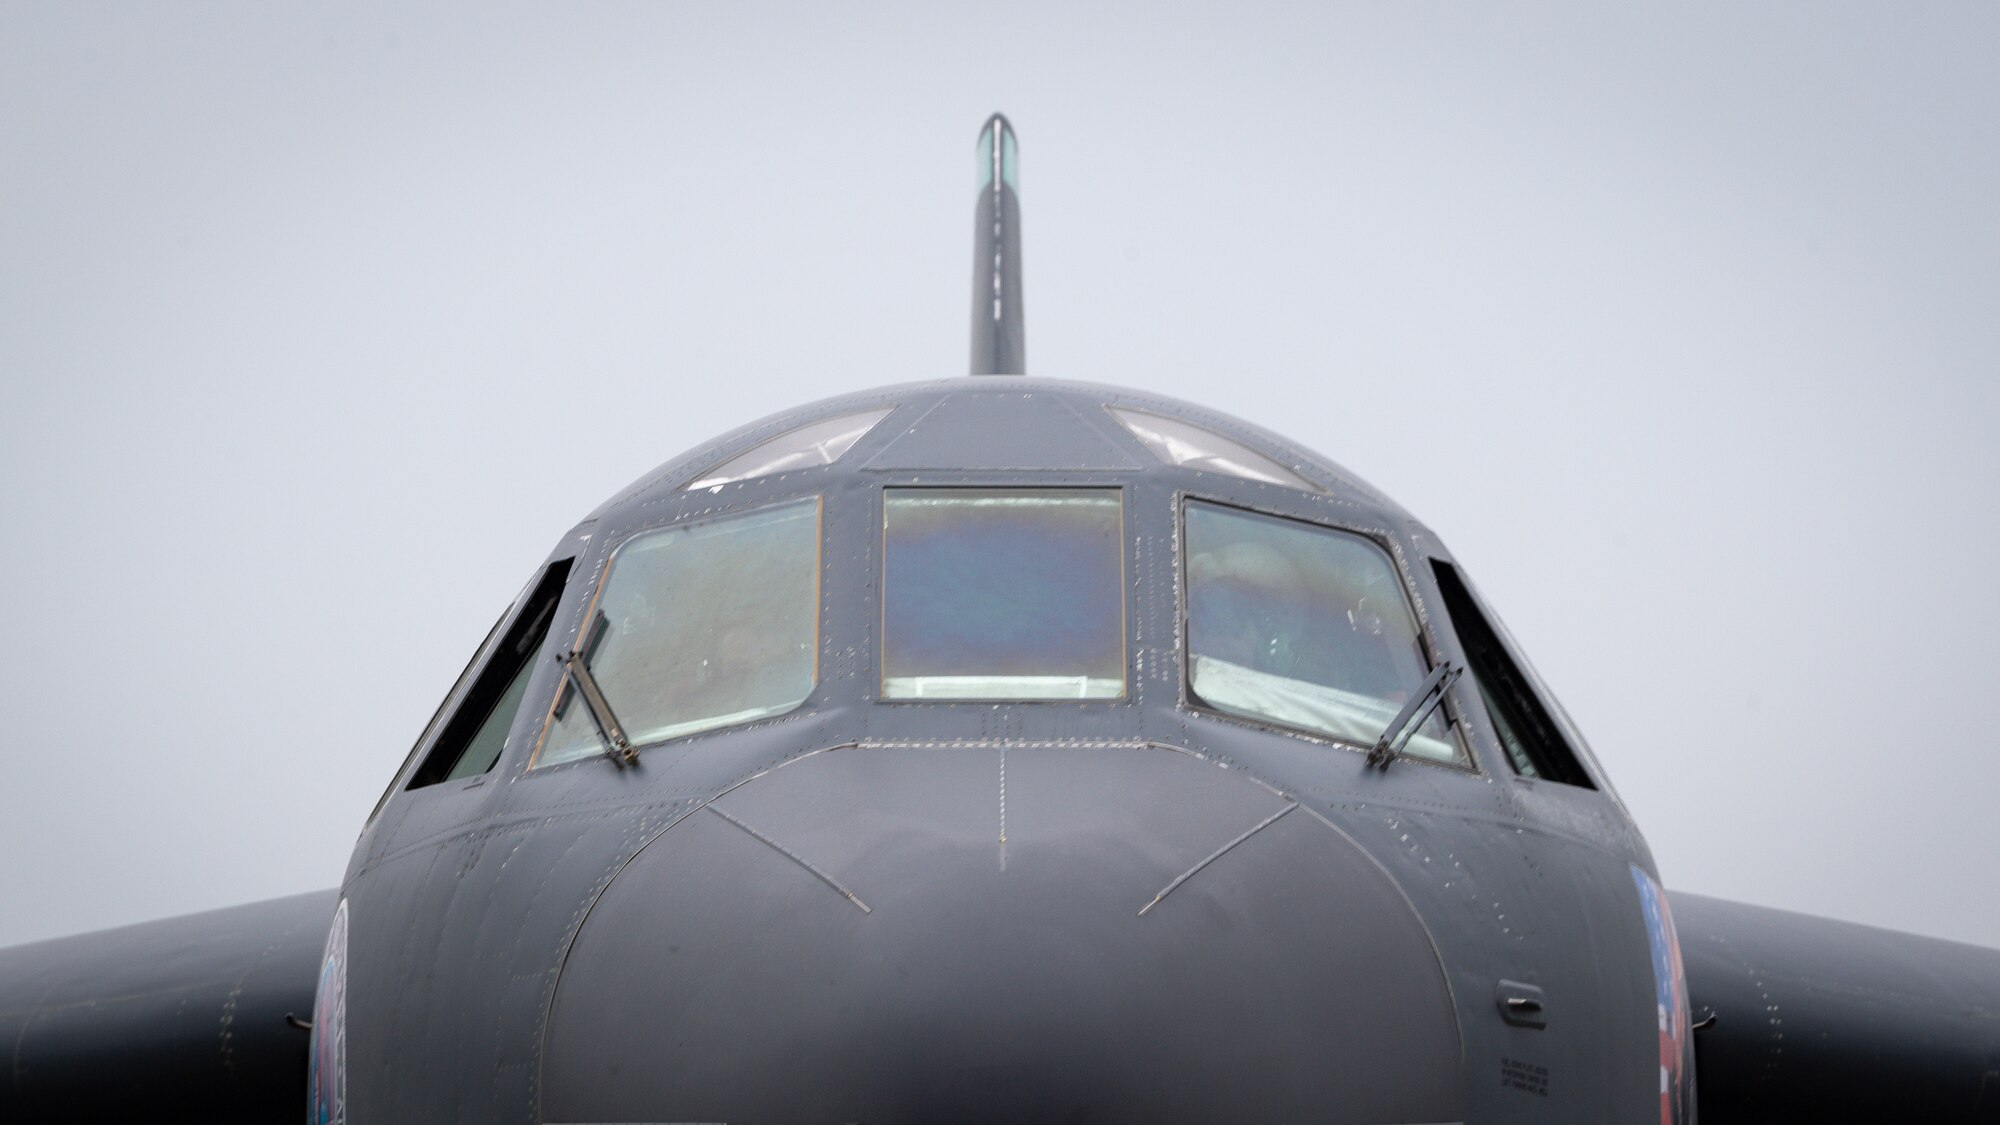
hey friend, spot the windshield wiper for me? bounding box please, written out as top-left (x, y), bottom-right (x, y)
top-left (559, 611), bottom-right (637, 765)
top-left (1366, 661), bottom-right (1462, 769)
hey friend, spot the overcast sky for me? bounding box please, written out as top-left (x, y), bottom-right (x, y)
top-left (3, 3), bottom-right (1996, 950)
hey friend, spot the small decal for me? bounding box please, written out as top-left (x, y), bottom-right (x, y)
top-left (1499, 1056), bottom-right (1549, 1097)
top-left (309, 898), bottom-right (349, 1125)
top-left (1631, 866), bottom-right (1694, 1125)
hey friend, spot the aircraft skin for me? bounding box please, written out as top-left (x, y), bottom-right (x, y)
top-left (3, 115), bottom-right (1999, 1124)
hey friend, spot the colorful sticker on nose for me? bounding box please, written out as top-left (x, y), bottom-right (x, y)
top-left (1631, 866), bottom-right (1693, 1125)
top-left (309, 898), bottom-right (348, 1125)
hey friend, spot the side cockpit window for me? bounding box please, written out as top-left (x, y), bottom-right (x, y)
top-left (1430, 560), bottom-right (1595, 787)
top-left (882, 488), bottom-right (1125, 700)
top-left (1183, 501), bottom-right (1462, 765)
top-left (536, 497), bottom-right (821, 766)
top-left (408, 557), bottom-right (574, 790)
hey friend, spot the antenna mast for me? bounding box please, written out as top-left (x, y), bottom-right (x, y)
top-left (970, 113), bottom-right (1025, 375)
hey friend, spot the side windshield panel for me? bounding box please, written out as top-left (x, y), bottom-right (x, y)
top-left (537, 498), bottom-right (821, 766)
top-left (882, 488), bottom-right (1125, 700)
top-left (1184, 501), bottom-right (1461, 765)
top-left (1431, 560), bottom-right (1596, 787)
top-left (408, 558), bottom-right (574, 789)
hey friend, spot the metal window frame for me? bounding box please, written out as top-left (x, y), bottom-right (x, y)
top-left (524, 495), bottom-right (827, 770)
top-left (1173, 492), bottom-right (1479, 774)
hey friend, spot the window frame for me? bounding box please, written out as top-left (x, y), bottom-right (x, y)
top-left (525, 495), bottom-right (826, 770)
top-left (1174, 493), bottom-right (1475, 772)
top-left (876, 484), bottom-right (1131, 705)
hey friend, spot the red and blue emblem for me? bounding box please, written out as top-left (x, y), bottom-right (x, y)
top-left (309, 898), bottom-right (349, 1125)
top-left (1632, 866), bottom-right (1694, 1124)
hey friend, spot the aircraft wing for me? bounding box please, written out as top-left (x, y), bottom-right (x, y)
top-left (0, 889), bottom-right (337, 1122)
top-left (1676, 891), bottom-right (2000, 1122)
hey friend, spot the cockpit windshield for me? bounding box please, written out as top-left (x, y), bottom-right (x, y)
top-left (1184, 501), bottom-right (1460, 764)
top-left (882, 489), bottom-right (1125, 700)
top-left (536, 498), bottom-right (821, 766)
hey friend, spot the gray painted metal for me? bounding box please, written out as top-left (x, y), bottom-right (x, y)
top-left (543, 744), bottom-right (1460, 1124)
top-left (863, 390), bottom-right (1138, 470)
top-left (969, 112), bottom-right (1025, 375)
top-left (0, 889), bottom-right (336, 1121)
top-left (1679, 892), bottom-right (2000, 1122)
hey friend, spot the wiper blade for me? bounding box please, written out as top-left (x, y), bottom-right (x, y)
top-left (559, 612), bottom-right (637, 765)
top-left (1366, 661), bottom-right (1461, 769)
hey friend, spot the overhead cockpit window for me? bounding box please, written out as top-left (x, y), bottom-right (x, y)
top-left (1183, 501), bottom-right (1462, 765)
top-left (1109, 407), bottom-right (1318, 491)
top-left (685, 408), bottom-right (893, 490)
top-left (882, 489), bottom-right (1125, 700)
top-left (536, 498), bottom-right (821, 767)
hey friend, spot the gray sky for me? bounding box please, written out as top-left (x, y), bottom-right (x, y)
top-left (3, 3), bottom-right (1996, 950)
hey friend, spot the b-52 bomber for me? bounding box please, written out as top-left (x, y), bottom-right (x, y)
top-left (3, 115), bottom-right (1997, 1125)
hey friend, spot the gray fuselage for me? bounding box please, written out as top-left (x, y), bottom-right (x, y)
top-left (340, 376), bottom-right (1669, 1124)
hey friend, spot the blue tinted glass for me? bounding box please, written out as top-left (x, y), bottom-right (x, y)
top-left (1184, 501), bottom-right (1460, 763)
top-left (883, 490), bottom-right (1124, 700)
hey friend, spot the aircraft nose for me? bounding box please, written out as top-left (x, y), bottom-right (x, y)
top-left (542, 744), bottom-right (1462, 1125)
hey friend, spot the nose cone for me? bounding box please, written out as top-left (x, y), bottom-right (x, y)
top-left (543, 745), bottom-right (1461, 1124)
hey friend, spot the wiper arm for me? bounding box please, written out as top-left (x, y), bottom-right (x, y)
top-left (559, 612), bottom-right (637, 765)
top-left (1366, 661), bottom-right (1461, 769)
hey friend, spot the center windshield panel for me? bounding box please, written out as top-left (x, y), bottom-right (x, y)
top-left (882, 488), bottom-right (1125, 700)
top-left (1184, 500), bottom-right (1461, 765)
top-left (537, 497), bottom-right (821, 766)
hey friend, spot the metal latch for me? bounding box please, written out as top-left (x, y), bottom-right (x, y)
top-left (1496, 979), bottom-right (1548, 1029)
